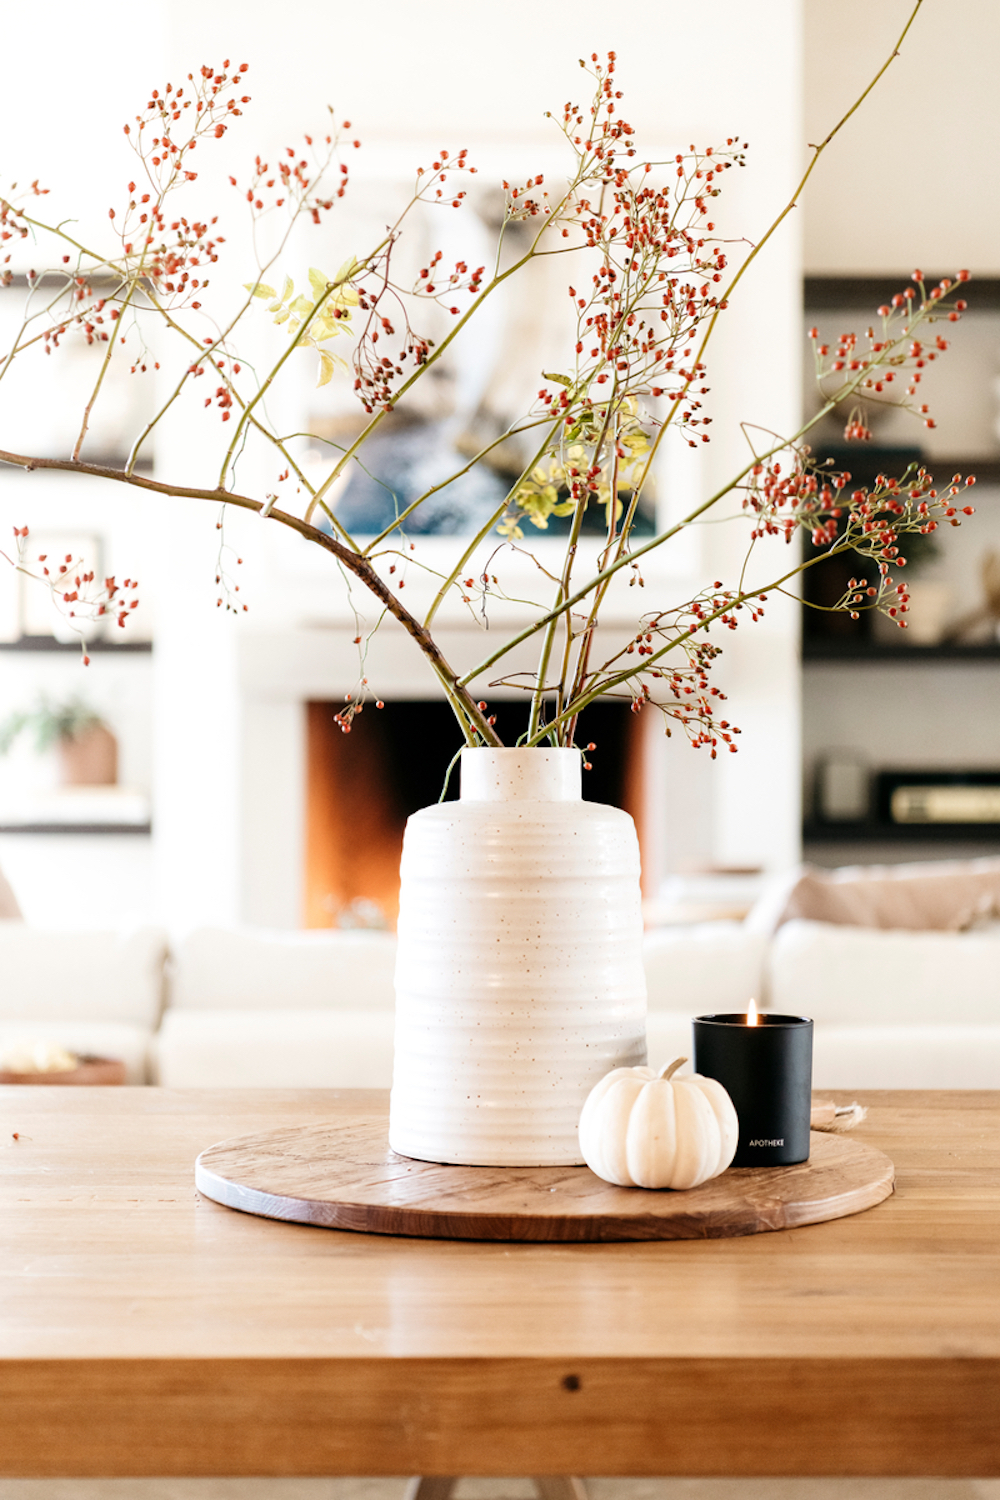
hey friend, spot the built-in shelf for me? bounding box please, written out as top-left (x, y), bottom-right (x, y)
top-left (0, 636), bottom-right (152, 653)
top-left (0, 788), bottom-right (151, 835)
top-left (804, 275), bottom-right (1000, 310)
top-left (803, 819), bottom-right (1000, 843)
top-left (930, 458), bottom-right (1000, 485)
top-left (803, 640), bottom-right (1000, 662)
top-left (0, 822), bottom-right (152, 835)
top-left (803, 455), bottom-right (1000, 487)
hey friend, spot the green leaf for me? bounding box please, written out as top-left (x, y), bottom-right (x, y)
top-left (244, 281), bottom-right (276, 299)
top-left (542, 371), bottom-right (572, 388)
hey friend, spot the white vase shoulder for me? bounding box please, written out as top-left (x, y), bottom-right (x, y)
top-left (389, 747), bottom-right (648, 1167)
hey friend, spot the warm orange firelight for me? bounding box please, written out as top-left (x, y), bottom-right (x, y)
top-left (747, 997), bottom-right (759, 1026)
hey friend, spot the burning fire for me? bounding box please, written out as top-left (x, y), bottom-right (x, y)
top-left (747, 997), bottom-right (759, 1026)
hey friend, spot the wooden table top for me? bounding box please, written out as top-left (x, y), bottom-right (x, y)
top-left (1, 1087), bottom-right (997, 1479)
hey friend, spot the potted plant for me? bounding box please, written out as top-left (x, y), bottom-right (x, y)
top-left (0, 3), bottom-right (975, 1162)
top-left (0, 698), bottom-right (118, 786)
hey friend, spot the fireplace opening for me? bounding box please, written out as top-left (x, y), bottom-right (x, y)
top-left (305, 698), bottom-right (646, 928)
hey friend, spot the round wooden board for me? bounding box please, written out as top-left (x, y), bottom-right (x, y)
top-left (195, 1108), bottom-right (894, 1242)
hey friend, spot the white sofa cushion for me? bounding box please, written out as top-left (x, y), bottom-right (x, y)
top-left (155, 1008), bottom-right (396, 1088)
top-left (812, 1024), bottom-right (1000, 1090)
top-left (769, 919), bottom-right (1000, 1025)
top-left (172, 924), bottom-right (763, 1017)
top-left (0, 1020), bottom-right (151, 1083)
top-left (0, 926), bottom-right (167, 1027)
top-left (643, 923), bottom-right (767, 1013)
top-left (171, 928), bottom-right (397, 1012)
top-left (645, 1011), bottom-right (697, 1068)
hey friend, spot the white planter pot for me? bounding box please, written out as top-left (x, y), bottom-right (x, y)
top-left (389, 747), bottom-right (647, 1166)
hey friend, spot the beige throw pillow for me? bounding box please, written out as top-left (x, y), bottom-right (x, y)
top-left (752, 856), bottom-right (1000, 933)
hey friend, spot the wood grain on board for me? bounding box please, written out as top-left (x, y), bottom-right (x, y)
top-left (195, 1114), bottom-right (894, 1242)
top-left (0, 1087), bottom-right (997, 1478)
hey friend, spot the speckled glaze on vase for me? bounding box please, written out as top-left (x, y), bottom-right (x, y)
top-left (388, 747), bottom-right (647, 1166)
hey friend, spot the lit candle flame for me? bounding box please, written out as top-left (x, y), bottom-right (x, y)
top-left (747, 997), bottom-right (759, 1026)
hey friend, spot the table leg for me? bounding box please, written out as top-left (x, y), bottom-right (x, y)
top-left (534, 1480), bottom-right (588, 1500)
top-left (405, 1479), bottom-right (457, 1500)
top-left (406, 1479), bottom-right (586, 1500)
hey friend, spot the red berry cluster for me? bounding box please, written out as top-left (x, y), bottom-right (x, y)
top-left (7, 528), bottom-right (139, 659)
top-left (229, 120), bottom-right (358, 227)
top-left (516, 55), bottom-right (744, 484)
top-left (348, 151), bottom-right (483, 414)
top-left (601, 596), bottom-right (742, 757)
top-left (809, 271), bottom-right (968, 439)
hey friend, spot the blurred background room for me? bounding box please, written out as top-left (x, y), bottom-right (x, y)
top-left (0, 0), bottom-right (999, 1095)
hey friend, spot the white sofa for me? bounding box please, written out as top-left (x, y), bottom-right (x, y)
top-left (155, 927), bottom-right (398, 1088)
top-left (0, 923), bottom-right (168, 1082)
top-left (153, 917), bottom-right (1000, 1090)
top-left (768, 918), bottom-right (1000, 1088)
top-left (0, 858), bottom-right (997, 1091)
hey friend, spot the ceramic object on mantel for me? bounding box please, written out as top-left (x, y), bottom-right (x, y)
top-left (388, 747), bottom-right (647, 1167)
top-left (58, 723), bottom-right (118, 786)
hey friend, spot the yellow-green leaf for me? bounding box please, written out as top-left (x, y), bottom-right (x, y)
top-left (289, 295), bottom-right (313, 318)
top-left (317, 350), bottom-right (337, 387)
top-left (308, 267), bottom-right (328, 300)
top-left (244, 281), bottom-right (276, 300)
top-left (280, 274), bottom-right (294, 303)
top-left (334, 256), bottom-right (360, 285)
top-left (273, 307), bottom-right (291, 325)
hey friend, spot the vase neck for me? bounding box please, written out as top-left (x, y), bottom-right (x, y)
top-left (459, 748), bottom-right (582, 802)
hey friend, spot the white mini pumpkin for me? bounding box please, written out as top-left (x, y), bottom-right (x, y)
top-left (578, 1057), bottom-right (739, 1189)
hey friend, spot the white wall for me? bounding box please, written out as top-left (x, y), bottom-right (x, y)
top-left (803, 0), bottom-right (1000, 275)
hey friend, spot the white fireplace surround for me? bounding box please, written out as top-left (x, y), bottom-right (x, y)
top-left (151, 516), bottom-right (801, 934)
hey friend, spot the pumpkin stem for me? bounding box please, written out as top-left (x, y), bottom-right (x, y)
top-left (658, 1057), bottom-right (687, 1082)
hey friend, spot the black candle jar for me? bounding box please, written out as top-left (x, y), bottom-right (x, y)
top-left (693, 1012), bottom-right (813, 1167)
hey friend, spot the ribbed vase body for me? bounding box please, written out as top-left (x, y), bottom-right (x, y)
top-left (388, 748), bottom-right (647, 1166)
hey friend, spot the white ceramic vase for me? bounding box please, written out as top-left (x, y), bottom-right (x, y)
top-left (388, 747), bottom-right (647, 1166)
